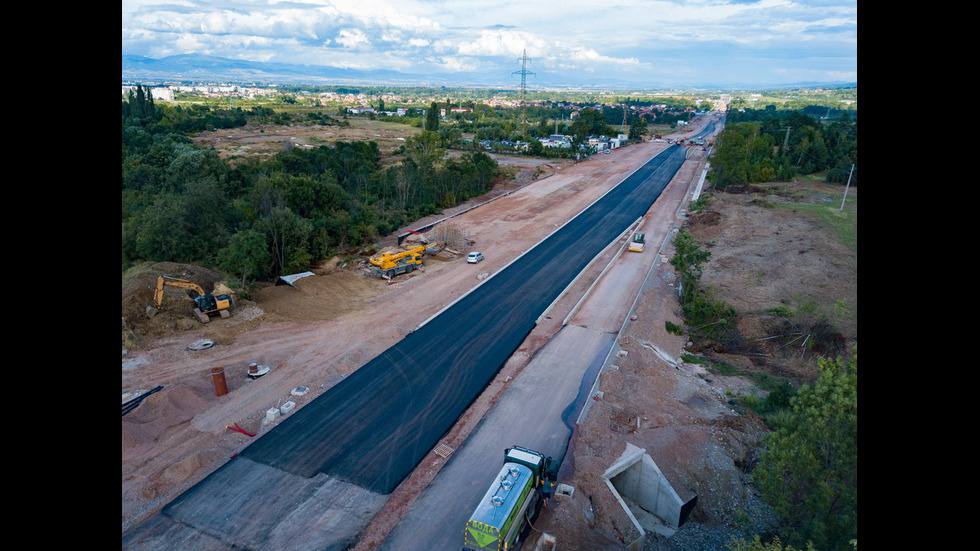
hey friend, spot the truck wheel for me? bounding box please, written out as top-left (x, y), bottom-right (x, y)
top-left (386, 270), bottom-right (394, 279)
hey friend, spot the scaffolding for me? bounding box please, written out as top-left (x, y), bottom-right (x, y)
top-left (429, 220), bottom-right (469, 253)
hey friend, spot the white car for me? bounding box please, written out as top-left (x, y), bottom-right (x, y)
top-left (467, 252), bottom-right (484, 264)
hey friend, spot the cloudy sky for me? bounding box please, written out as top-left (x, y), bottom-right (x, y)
top-left (121, 0), bottom-right (857, 88)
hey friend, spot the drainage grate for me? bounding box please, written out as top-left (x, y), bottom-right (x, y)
top-left (433, 443), bottom-right (455, 458)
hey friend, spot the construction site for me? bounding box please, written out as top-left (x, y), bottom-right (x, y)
top-left (122, 113), bottom-right (856, 550)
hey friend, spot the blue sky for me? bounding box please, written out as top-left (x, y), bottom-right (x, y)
top-left (121, 0), bottom-right (857, 88)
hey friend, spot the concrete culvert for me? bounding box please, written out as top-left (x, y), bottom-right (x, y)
top-left (603, 443), bottom-right (697, 549)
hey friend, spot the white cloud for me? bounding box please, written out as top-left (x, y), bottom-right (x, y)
top-left (122, 0), bottom-right (857, 87)
top-left (335, 28), bottom-right (370, 49)
top-left (455, 29), bottom-right (542, 58)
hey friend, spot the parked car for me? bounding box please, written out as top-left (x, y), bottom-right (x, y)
top-left (467, 252), bottom-right (484, 264)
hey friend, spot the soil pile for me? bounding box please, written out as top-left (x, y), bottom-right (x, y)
top-left (122, 262), bottom-right (230, 343)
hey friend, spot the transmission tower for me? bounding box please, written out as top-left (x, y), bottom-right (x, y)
top-left (512, 49), bottom-right (535, 139)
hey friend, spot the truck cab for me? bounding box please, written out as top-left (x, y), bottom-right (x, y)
top-left (503, 446), bottom-right (559, 487)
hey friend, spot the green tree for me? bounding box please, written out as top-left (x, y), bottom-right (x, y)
top-left (569, 108), bottom-right (614, 142)
top-left (126, 179), bottom-right (232, 264)
top-left (526, 138), bottom-right (544, 156)
top-left (219, 228), bottom-right (271, 289)
top-left (425, 101), bottom-right (440, 131)
top-left (123, 84), bottom-right (157, 123)
top-left (258, 205), bottom-right (312, 276)
top-left (165, 144), bottom-right (229, 191)
top-left (714, 123), bottom-right (753, 189)
top-left (438, 126), bottom-right (463, 148)
top-left (669, 227), bottom-right (711, 305)
top-left (403, 130), bottom-right (444, 183)
top-left (752, 350), bottom-right (857, 550)
top-left (628, 117), bottom-right (648, 141)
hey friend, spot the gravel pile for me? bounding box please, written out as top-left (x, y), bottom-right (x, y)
top-left (645, 490), bottom-right (779, 551)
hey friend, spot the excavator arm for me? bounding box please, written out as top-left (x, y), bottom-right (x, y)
top-left (151, 276), bottom-right (207, 308)
top-left (147, 276), bottom-right (231, 323)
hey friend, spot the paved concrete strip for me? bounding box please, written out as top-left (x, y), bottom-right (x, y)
top-left (161, 458), bottom-right (387, 551)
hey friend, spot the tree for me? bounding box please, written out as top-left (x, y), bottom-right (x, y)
top-left (124, 84), bottom-right (157, 123)
top-left (257, 205), bottom-right (312, 276)
top-left (752, 350), bottom-right (857, 550)
top-left (569, 108), bottom-right (612, 142)
top-left (126, 178), bottom-right (232, 264)
top-left (628, 117), bottom-right (648, 141)
top-left (425, 101), bottom-right (440, 131)
top-left (669, 227), bottom-right (711, 305)
top-left (526, 138), bottom-right (544, 156)
top-left (219, 228), bottom-right (271, 289)
top-left (403, 130), bottom-right (444, 182)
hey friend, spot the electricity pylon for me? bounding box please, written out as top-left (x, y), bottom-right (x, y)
top-left (513, 49), bottom-right (535, 140)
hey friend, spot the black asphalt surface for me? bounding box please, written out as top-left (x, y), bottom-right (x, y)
top-left (231, 143), bottom-right (691, 496)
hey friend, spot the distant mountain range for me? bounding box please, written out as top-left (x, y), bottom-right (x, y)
top-left (122, 54), bottom-right (442, 86)
top-left (122, 53), bottom-right (854, 91)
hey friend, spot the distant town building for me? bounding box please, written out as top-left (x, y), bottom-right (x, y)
top-left (347, 106), bottom-right (377, 115)
top-left (121, 86), bottom-right (175, 102)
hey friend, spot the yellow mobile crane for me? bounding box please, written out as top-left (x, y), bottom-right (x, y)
top-left (368, 245), bottom-right (427, 279)
top-left (146, 276), bottom-right (232, 323)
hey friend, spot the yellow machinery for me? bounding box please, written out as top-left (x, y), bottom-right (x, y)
top-left (628, 232), bottom-right (646, 252)
top-left (368, 245), bottom-right (427, 279)
top-left (146, 276), bottom-right (232, 323)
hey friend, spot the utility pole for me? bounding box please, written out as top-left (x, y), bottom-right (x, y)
top-left (513, 49), bottom-right (534, 140)
top-left (840, 164), bottom-right (855, 212)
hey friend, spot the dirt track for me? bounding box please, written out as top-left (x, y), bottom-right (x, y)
top-left (122, 114), bottom-right (856, 550)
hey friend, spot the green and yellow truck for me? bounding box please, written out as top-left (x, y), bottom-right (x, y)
top-left (463, 446), bottom-right (559, 551)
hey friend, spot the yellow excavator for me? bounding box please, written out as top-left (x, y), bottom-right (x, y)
top-left (368, 245), bottom-right (427, 279)
top-left (146, 276), bottom-right (233, 323)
